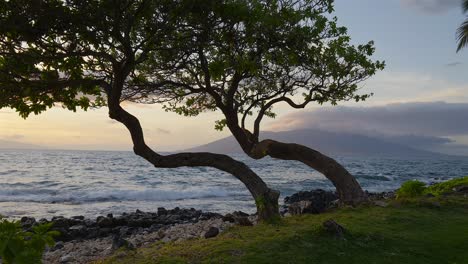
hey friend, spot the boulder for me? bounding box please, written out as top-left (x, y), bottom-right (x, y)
top-left (157, 207), bottom-right (168, 216)
top-left (20, 217), bottom-right (36, 228)
top-left (52, 217), bottom-right (70, 229)
top-left (222, 214), bottom-right (236, 223)
top-left (284, 189), bottom-right (338, 214)
top-left (222, 212), bottom-right (252, 226)
top-left (97, 216), bottom-right (114, 228)
top-left (453, 185), bottom-right (468, 194)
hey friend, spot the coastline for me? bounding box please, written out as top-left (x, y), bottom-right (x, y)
top-left (21, 189), bottom-right (390, 263)
top-left (3, 181), bottom-right (466, 263)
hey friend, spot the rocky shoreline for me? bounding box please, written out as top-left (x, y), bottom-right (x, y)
top-left (10, 190), bottom-right (395, 263)
top-left (27, 208), bottom-right (256, 263)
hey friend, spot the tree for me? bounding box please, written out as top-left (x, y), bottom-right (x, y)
top-left (0, 0), bottom-right (280, 221)
top-left (457, 0), bottom-right (468, 52)
top-left (129, 0), bottom-right (385, 204)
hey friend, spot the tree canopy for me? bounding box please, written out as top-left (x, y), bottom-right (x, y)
top-left (0, 0), bottom-right (175, 117)
top-left (129, 0), bottom-right (384, 144)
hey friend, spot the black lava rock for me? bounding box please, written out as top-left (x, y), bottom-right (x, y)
top-left (284, 189), bottom-right (338, 214)
top-left (204, 227), bottom-right (219, 239)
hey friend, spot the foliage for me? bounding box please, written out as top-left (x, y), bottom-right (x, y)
top-left (396, 180), bottom-right (427, 199)
top-left (0, 218), bottom-right (59, 264)
top-left (0, 0), bottom-right (174, 118)
top-left (100, 197), bottom-right (468, 264)
top-left (0, 0), bottom-right (384, 137)
top-left (0, 0), bottom-right (104, 118)
top-left (425, 176), bottom-right (468, 196)
top-left (139, 0), bottom-right (385, 136)
top-left (457, 0), bottom-right (468, 52)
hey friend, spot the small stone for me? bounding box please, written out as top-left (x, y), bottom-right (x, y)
top-left (288, 200), bottom-right (315, 215)
top-left (69, 225), bottom-right (86, 231)
top-left (112, 234), bottom-right (135, 250)
top-left (52, 241), bottom-right (64, 251)
top-left (323, 219), bottom-right (346, 239)
top-left (60, 254), bottom-right (74, 263)
top-left (71, 215), bottom-right (85, 220)
top-left (373, 201), bottom-right (388, 207)
top-left (204, 227), bottom-right (219, 239)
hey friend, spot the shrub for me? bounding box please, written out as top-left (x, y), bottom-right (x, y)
top-left (425, 176), bottom-right (468, 196)
top-left (396, 180), bottom-right (427, 199)
top-left (0, 217), bottom-right (59, 264)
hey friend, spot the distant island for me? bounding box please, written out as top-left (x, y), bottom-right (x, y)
top-left (1, 129), bottom-right (461, 158)
top-left (186, 129), bottom-right (454, 158)
top-left (0, 139), bottom-right (43, 150)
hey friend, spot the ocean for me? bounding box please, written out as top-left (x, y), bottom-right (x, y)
top-left (1, 149), bottom-right (467, 219)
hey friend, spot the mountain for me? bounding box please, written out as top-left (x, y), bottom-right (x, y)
top-left (0, 139), bottom-right (44, 150)
top-left (186, 129), bottom-right (447, 157)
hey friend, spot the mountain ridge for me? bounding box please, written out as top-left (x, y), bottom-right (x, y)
top-left (185, 129), bottom-right (450, 157)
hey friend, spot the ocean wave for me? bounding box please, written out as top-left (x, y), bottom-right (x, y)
top-left (0, 169), bottom-right (24, 176)
top-left (0, 187), bottom-right (244, 204)
top-left (355, 174), bottom-right (392, 181)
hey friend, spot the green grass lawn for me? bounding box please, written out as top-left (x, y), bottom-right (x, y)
top-left (100, 195), bottom-right (468, 264)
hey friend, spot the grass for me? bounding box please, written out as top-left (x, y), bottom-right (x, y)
top-left (99, 194), bottom-right (468, 264)
top-left (425, 176), bottom-right (468, 196)
top-left (396, 180), bottom-right (426, 198)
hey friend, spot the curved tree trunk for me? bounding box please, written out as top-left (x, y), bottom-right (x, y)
top-left (108, 105), bottom-right (280, 221)
top-left (249, 139), bottom-right (368, 205)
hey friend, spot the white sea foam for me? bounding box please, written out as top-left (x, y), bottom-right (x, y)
top-left (0, 187), bottom-right (244, 203)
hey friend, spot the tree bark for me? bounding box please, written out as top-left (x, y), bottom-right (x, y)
top-left (248, 139), bottom-right (368, 205)
top-left (107, 105), bottom-right (280, 221)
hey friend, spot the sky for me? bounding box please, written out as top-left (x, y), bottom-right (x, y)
top-left (1, 0), bottom-right (468, 153)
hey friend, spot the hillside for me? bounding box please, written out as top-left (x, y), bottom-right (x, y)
top-left (186, 129), bottom-right (445, 157)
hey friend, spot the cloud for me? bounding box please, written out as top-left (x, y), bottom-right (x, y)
top-left (156, 128), bottom-right (171, 134)
top-left (383, 134), bottom-right (454, 148)
top-left (446, 62), bottom-right (463, 67)
top-left (268, 101), bottom-right (468, 137)
top-left (143, 128), bottom-right (171, 135)
top-left (360, 71), bottom-right (468, 105)
top-left (5, 134), bottom-right (25, 140)
top-left (401, 0), bottom-right (460, 14)
top-left (107, 120), bottom-right (118, 125)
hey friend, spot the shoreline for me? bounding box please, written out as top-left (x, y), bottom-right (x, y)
top-left (7, 185), bottom-right (462, 263)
